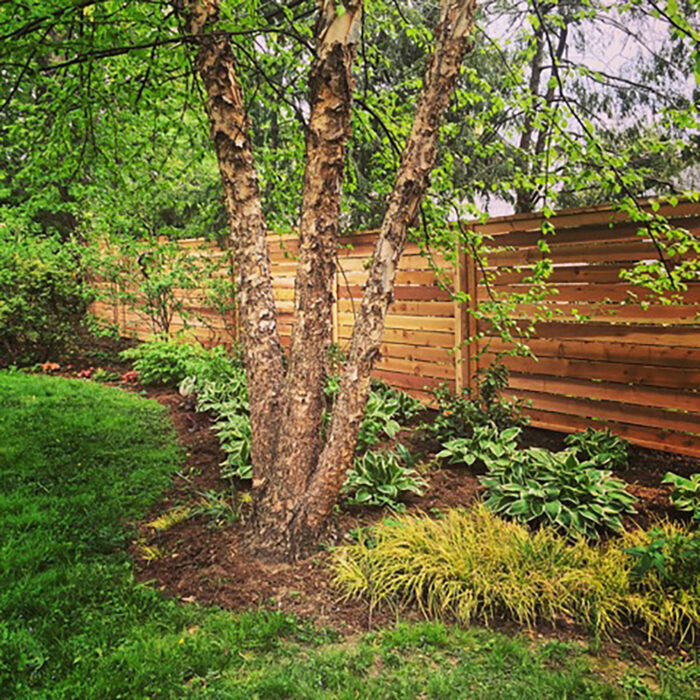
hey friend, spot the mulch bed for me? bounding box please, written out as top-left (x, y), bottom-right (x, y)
top-left (36, 364), bottom-right (699, 656)
top-left (114, 383), bottom-right (696, 636)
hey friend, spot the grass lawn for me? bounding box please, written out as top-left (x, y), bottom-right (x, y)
top-left (0, 371), bottom-right (695, 698)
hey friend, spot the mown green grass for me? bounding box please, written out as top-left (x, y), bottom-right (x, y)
top-left (0, 371), bottom-right (692, 698)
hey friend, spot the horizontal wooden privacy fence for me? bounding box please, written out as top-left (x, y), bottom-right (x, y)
top-left (93, 200), bottom-right (700, 458)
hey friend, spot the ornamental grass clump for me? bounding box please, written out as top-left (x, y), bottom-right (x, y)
top-left (331, 506), bottom-right (700, 644)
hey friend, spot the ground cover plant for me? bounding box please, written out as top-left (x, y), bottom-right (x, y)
top-left (120, 337), bottom-right (235, 387)
top-left (479, 447), bottom-right (638, 539)
top-left (332, 506), bottom-right (700, 645)
top-left (565, 429), bottom-right (630, 471)
top-left (343, 446), bottom-right (428, 510)
top-left (437, 422), bottom-right (637, 538)
top-left (2, 370), bottom-right (673, 699)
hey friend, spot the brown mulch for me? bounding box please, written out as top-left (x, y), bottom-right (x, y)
top-left (124, 387), bottom-right (484, 634)
top-left (37, 364), bottom-right (698, 651)
top-left (113, 384), bottom-right (697, 639)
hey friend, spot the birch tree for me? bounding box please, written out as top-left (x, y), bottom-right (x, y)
top-left (174, 0), bottom-right (477, 557)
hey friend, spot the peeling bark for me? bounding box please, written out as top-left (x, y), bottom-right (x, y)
top-left (178, 0), bottom-right (477, 560)
top-left (252, 0), bottom-right (363, 545)
top-left (177, 0), bottom-right (285, 477)
top-left (269, 0), bottom-right (478, 553)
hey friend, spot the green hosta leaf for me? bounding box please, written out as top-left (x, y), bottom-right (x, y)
top-left (544, 500), bottom-right (561, 518)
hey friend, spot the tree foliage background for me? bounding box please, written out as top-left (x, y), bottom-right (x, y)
top-left (1, 0), bottom-right (697, 244)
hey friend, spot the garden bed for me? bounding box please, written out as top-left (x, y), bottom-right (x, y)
top-left (83, 377), bottom-right (697, 649)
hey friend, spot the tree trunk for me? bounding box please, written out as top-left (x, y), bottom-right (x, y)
top-left (263, 0), bottom-right (478, 555)
top-left (252, 1), bottom-right (363, 539)
top-left (177, 0), bottom-right (285, 477)
top-left (515, 6), bottom-right (568, 213)
top-left (180, 0), bottom-right (477, 561)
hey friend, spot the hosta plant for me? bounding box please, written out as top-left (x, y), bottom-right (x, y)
top-left (324, 376), bottom-right (420, 451)
top-left (663, 472), bottom-right (700, 523)
top-left (370, 379), bottom-right (424, 422)
top-left (181, 360), bottom-right (251, 480)
top-left (214, 411), bottom-right (252, 480)
top-left (344, 445), bottom-right (427, 510)
top-left (564, 428), bottom-right (629, 471)
top-left (480, 447), bottom-right (637, 538)
top-left (437, 424), bottom-right (521, 471)
top-left (356, 390), bottom-right (402, 451)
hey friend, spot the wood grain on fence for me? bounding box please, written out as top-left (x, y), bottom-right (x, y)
top-left (471, 201), bottom-right (700, 457)
top-left (92, 200), bottom-right (700, 457)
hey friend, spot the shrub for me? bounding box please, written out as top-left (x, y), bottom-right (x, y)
top-left (663, 472), bottom-right (700, 523)
top-left (437, 424), bottom-right (521, 470)
top-left (331, 506), bottom-right (700, 643)
top-left (0, 234), bottom-right (92, 366)
top-left (343, 445), bottom-right (427, 510)
top-left (120, 337), bottom-right (238, 387)
top-left (564, 428), bottom-right (629, 470)
top-left (429, 362), bottom-right (527, 442)
top-left (479, 447), bottom-right (637, 538)
top-left (89, 235), bottom-right (227, 338)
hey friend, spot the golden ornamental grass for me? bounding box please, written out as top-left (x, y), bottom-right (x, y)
top-left (331, 505), bottom-right (699, 644)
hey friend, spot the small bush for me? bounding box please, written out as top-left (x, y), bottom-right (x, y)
top-left (120, 337), bottom-right (238, 387)
top-left (663, 472), bottom-right (700, 523)
top-left (343, 445), bottom-right (427, 510)
top-left (332, 506), bottom-right (700, 643)
top-left (429, 362), bottom-right (527, 442)
top-left (479, 447), bottom-right (637, 538)
top-left (0, 234), bottom-right (92, 366)
top-left (564, 428), bottom-right (629, 470)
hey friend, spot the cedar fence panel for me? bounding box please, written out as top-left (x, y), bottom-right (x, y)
top-left (471, 201), bottom-right (699, 457)
top-left (92, 200), bottom-right (700, 457)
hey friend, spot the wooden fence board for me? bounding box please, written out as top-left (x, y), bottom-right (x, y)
top-left (484, 337), bottom-right (700, 369)
top-left (481, 352), bottom-right (700, 390)
top-left (507, 373), bottom-right (700, 413)
top-left (91, 199), bottom-right (700, 458)
top-left (525, 409), bottom-right (699, 457)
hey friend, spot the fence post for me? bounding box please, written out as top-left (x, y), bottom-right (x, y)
top-left (454, 244), bottom-right (469, 393)
top-left (331, 264), bottom-right (339, 346)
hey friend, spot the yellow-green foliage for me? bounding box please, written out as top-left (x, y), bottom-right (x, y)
top-left (146, 506), bottom-right (192, 532)
top-left (332, 505), bottom-right (700, 644)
